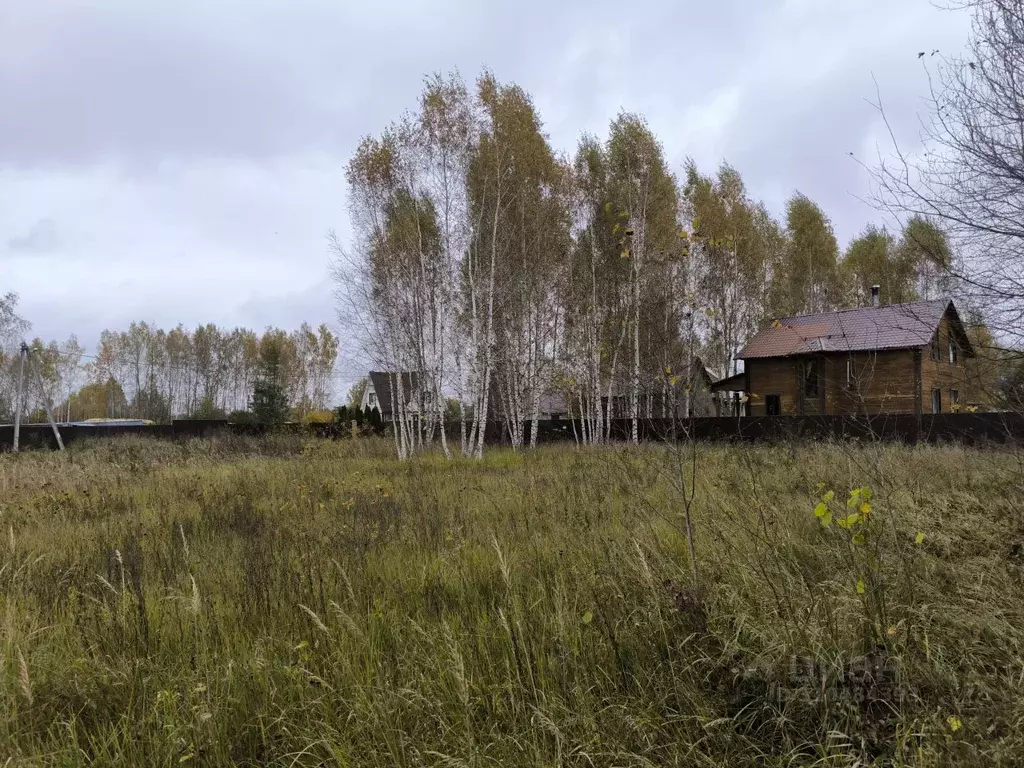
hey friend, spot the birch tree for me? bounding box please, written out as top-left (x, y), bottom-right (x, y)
top-left (563, 136), bottom-right (630, 443)
top-left (337, 116), bottom-right (452, 457)
top-left (461, 73), bottom-right (510, 457)
top-left (767, 194), bottom-right (840, 316)
top-left (0, 292), bottom-right (28, 349)
top-left (684, 162), bottom-right (783, 378)
top-left (870, 0), bottom-right (1024, 345)
top-left (467, 74), bottom-right (570, 449)
top-left (420, 72), bottom-right (473, 455)
top-left (605, 114), bottom-right (678, 443)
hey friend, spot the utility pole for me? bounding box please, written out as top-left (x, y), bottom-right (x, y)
top-left (12, 344), bottom-right (26, 452)
top-left (11, 342), bottom-right (64, 452)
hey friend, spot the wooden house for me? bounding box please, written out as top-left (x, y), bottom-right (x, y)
top-left (712, 293), bottom-right (985, 416)
top-left (362, 371), bottom-right (431, 422)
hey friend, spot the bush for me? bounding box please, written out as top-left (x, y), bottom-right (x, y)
top-left (303, 410), bottom-right (336, 425)
top-left (227, 409), bottom-right (256, 425)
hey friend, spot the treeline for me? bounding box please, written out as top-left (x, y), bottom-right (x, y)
top-left (336, 70), bottom-right (965, 457)
top-left (0, 319), bottom-right (339, 424)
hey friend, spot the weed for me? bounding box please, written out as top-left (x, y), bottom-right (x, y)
top-left (0, 437), bottom-right (1021, 765)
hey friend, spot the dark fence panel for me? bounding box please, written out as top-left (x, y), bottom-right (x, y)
top-left (0, 420), bottom-right (226, 452)
top-left (1, 413), bottom-right (1022, 453)
top-left (0, 423), bottom-right (178, 451)
top-left (500, 413), bottom-right (1024, 446)
top-left (170, 419), bottom-right (231, 438)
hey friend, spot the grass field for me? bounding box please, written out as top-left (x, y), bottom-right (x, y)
top-left (1, 435), bottom-right (1023, 766)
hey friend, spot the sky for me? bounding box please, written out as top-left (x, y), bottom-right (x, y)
top-left (0, 0), bottom-right (974, 384)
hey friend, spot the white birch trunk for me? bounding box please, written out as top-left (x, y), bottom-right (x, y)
top-left (474, 182), bottom-right (500, 459)
top-left (389, 369), bottom-right (405, 460)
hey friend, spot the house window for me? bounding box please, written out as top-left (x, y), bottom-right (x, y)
top-left (931, 388), bottom-right (941, 414)
top-left (949, 340), bottom-right (959, 365)
top-left (766, 394), bottom-right (781, 416)
top-left (804, 360), bottom-right (819, 398)
top-left (368, 392), bottom-right (377, 405)
top-left (846, 359), bottom-right (856, 388)
top-left (950, 389), bottom-right (960, 409)
top-left (930, 336), bottom-right (939, 361)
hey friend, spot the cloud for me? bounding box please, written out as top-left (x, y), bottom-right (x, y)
top-left (7, 218), bottom-right (59, 252)
top-left (236, 282), bottom-right (336, 335)
top-left (0, 0), bottom-right (974, 364)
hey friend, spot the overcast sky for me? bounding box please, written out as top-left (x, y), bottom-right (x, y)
top-left (1, 0), bottom-right (972, 379)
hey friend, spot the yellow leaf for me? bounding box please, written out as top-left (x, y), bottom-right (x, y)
top-left (669, 375), bottom-right (681, 386)
top-left (838, 511), bottom-right (861, 530)
top-left (814, 502), bottom-right (827, 518)
top-left (859, 502), bottom-right (872, 516)
top-left (915, 532), bottom-right (926, 545)
top-left (852, 531), bottom-right (866, 546)
top-left (856, 579), bottom-right (866, 595)
top-left (823, 490), bottom-right (835, 503)
top-left (947, 715), bottom-right (962, 732)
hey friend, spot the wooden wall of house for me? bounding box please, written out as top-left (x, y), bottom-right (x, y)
top-left (745, 358), bottom-right (798, 416)
top-left (829, 349), bottom-right (920, 415)
top-left (746, 349), bottom-right (922, 416)
top-left (922, 312), bottom-right (985, 411)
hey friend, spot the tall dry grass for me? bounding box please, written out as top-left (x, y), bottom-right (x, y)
top-left (0, 435), bottom-right (1022, 765)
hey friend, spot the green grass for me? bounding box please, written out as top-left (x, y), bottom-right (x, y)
top-left (1, 435), bottom-right (1023, 766)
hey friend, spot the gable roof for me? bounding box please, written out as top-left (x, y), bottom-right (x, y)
top-left (691, 357), bottom-right (715, 388)
top-left (368, 371), bottom-right (421, 417)
top-left (710, 371), bottom-right (746, 393)
top-left (738, 299), bottom-right (973, 359)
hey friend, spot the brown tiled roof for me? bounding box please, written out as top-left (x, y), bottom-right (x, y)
top-left (738, 299), bottom-right (970, 359)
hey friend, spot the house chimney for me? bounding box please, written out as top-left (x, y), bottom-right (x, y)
top-left (871, 285), bottom-right (880, 307)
